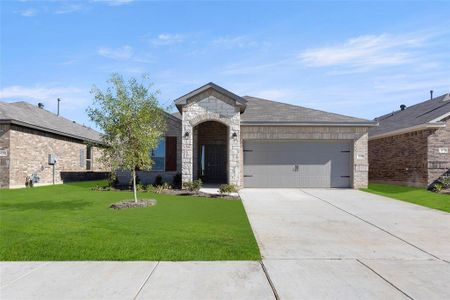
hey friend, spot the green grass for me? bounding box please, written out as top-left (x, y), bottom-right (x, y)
top-left (0, 181), bottom-right (260, 261)
top-left (362, 183), bottom-right (450, 213)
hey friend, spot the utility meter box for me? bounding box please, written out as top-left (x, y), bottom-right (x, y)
top-left (48, 154), bottom-right (58, 165)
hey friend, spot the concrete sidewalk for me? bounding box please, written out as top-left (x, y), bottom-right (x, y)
top-left (1, 261), bottom-right (275, 300)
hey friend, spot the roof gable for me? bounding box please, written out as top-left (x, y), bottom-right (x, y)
top-left (174, 82), bottom-right (247, 113)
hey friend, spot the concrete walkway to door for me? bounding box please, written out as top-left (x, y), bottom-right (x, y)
top-left (240, 188), bottom-right (450, 299)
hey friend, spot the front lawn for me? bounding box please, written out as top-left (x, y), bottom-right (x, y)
top-left (362, 183), bottom-right (450, 213)
top-left (0, 181), bottom-right (260, 261)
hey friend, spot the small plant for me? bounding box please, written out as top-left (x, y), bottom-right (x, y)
top-left (136, 183), bottom-right (146, 192)
top-left (173, 173), bottom-right (182, 189)
top-left (439, 175), bottom-right (450, 188)
top-left (154, 175), bottom-right (163, 186)
top-left (91, 185), bottom-right (111, 191)
top-left (429, 182), bottom-right (444, 193)
top-left (183, 179), bottom-right (202, 192)
top-left (219, 184), bottom-right (238, 195)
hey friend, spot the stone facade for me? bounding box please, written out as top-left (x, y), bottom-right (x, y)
top-left (369, 118), bottom-right (450, 187)
top-left (1, 124), bottom-right (106, 188)
top-left (241, 126), bottom-right (369, 188)
top-left (427, 118), bottom-right (450, 184)
top-left (181, 89), bottom-right (241, 186)
top-left (0, 124), bottom-right (10, 188)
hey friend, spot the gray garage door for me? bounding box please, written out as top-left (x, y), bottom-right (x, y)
top-left (243, 140), bottom-right (352, 188)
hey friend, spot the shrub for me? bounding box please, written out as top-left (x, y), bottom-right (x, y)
top-left (219, 184), bottom-right (238, 195)
top-left (430, 182), bottom-right (444, 193)
top-left (154, 175), bottom-right (163, 186)
top-left (439, 175), bottom-right (450, 188)
top-left (91, 185), bottom-right (111, 192)
top-left (154, 182), bottom-right (172, 194)
top-left (136, 183), bottom-right (146, 192)
top-left (173, 173), bottom-right (182, 189)
top-left (183, 179), bottom-right (202, 192)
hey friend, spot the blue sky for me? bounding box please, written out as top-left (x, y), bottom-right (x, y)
top-left (1, 0), bottom-right (450, 129)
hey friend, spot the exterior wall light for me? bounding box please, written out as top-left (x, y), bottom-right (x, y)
top-left (184, 131), bottom-right (190, 138)
top-left (232, 132), bottom-right (238, 139)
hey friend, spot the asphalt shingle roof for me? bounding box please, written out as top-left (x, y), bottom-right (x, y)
top-left (369, 93), bottom-right (450, 137)
top-left (241, 96), bottom-right (374, 124)
top-left (0, 101), bottom-right (103, 143)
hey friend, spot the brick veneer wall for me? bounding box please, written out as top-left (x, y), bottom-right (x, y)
top-left (0, 124), bottom-right (11, 188)
top-left (427, 118), bottom-right (450, 185)
top-left (7, 125), bottom-right (105, 188)
top-left (369, 130), bottom-right (430, 187)
top-left (369, 119), bottom-right (450, 187)
top-left (241, 126), bottom-right (369, 188)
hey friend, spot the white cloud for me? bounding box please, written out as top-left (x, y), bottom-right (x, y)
top-left (19, 9), bottom-right (36, 17)
top-left (98, 45), bottom-right (133, 60)
top-left (298, 32), bottom-right (431, 69)
top-left (91, 0), bottom-right (134, 6)
top-left (150, 33), bottom-right (184, 46)
top-left (211, 36), bottom-right (260, 49)
top-left (54, 4), bottom-right (83, 15)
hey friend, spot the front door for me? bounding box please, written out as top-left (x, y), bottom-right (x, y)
top-left (202, 144), bottom-right (227, 183)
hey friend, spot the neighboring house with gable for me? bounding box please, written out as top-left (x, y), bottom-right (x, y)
top-left (129, 82), bottom-right (376, 189)
top-left (369, 93), bottom-right (450, 187)
top-left (0, 101), bottom-right (107, 188)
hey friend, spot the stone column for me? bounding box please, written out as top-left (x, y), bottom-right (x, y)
top-left (228, 111), bottom-right (241, 186)
top-left (353, 132), bottom-right (369, 188)
top-left (181, 120), bottom-right (193, 185)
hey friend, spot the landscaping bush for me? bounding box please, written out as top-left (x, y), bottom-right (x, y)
top-left (91, 185), bottom-right (111, 191)
top-left (429, 182), bottom-right (444, 193)
top-left (136, 183), bottom-right (146, 192)
top-left (154, 175), bottom-right (163, 186)
top-left (428, 173), bottom-right (450, 193)
top-left (219, 184), bottom-right (238, 195)
top-left (154, 182), bottom-right (172, 194)
top-left (173, 173), bottom-right (182, 189)
top-left (183, 179), bottom-right (202, 192)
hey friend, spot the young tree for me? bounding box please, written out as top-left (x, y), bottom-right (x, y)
top-left (87, 74), bottom-right (166, 202)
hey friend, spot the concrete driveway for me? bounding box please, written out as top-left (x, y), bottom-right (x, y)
top-left (240, 188), bottom-right (450, 300)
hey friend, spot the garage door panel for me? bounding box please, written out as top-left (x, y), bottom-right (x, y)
top-left (243, 140), bottom-right (351, 188)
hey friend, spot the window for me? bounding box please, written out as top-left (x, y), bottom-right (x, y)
top-left (150, 137), bottom-right (177, 172)
top-left (151, 138), bottom-right (165, 171)
top-left (86, 145), bottom-right (93, 171)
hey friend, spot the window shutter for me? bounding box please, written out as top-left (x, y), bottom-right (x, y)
top-left (165, 137), bottom-right (177, 171)
top-left (80, 149), bottom-right (85, 168)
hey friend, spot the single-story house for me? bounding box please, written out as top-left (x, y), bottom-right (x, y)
top-left (135, 83), bottom-right (377, 189)
top-left (369, 93), bottom-right (450, 187)
top-left (0, 101), bottom-right (107, 188)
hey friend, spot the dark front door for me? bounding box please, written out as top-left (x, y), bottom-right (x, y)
top-left (202, 144), bottom-right (227, 183)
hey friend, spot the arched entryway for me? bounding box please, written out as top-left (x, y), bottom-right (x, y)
top-left (193, 121), bottom-right (228, 184)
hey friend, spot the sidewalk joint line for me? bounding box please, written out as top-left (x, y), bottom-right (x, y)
top-left (260, 260), bottom-right (280, 300)
top-left (301, 190), bottom-right (443, 261)
top-left (133, 261), bottom-right (160, 300)
top-left (357, 259), bottom-right (414, 300)
top-left (0, 262), bottom-right (50, 289)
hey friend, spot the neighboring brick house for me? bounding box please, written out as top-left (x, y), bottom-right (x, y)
top-left (369, 93), bottom-right (450, 187)
top-left (0, 101), bottom-right (107, 188)
top-left (132, 83), bottom-right (376, 189)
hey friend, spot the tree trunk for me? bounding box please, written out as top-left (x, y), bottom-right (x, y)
top-left (132, 169), bottom-right (138, 203)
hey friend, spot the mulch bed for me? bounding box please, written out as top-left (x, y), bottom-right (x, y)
top-left (162, 189), bottom-right (240, 200)
top-left (110, 199), bottom-right (157, 209)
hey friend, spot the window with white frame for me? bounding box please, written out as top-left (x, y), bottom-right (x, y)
top-left (151, 138), bottom-right (165, 171)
